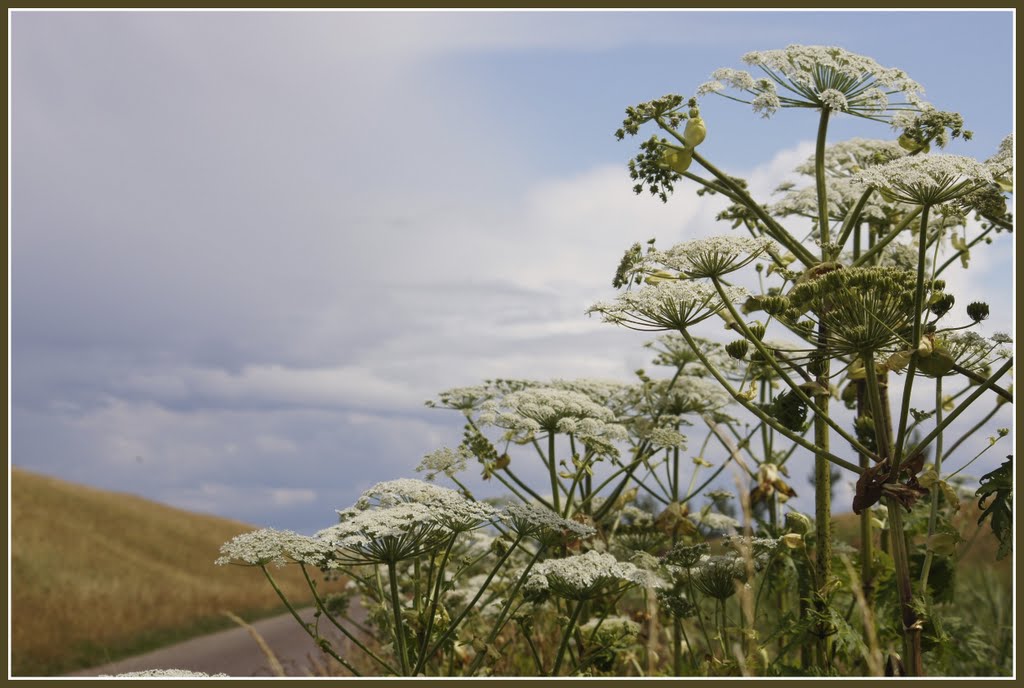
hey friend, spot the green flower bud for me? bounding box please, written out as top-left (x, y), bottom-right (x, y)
top-left (966, 301), bottom-right (990, 322)
top-left (747, 321), bottom-right (767, 341)
top-left (929, 292), bottom-right (955, 318)
top-left (659, 147), bottom-right (693, 174)
top-left (682, 116), bottom-right (707, 148)
top-left (726, 339), bottom-right (749, 360)
top-left (785, 511), bottom-right (812, 535)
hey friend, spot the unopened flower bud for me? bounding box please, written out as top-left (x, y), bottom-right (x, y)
top-left (747, 321), bottom-right (767, 341)
top-left (785, 511), bottom-right (812, 535)
top-left (966, 301), bottom-right (990, 322)
top-left (726, 339), bottom-right (749, 360)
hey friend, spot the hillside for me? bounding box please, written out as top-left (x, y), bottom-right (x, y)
top-left (10, 468), bottom-right (335, 676)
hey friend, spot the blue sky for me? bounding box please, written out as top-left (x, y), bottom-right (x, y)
top-left (10, 10), bottom-right (1015, 533)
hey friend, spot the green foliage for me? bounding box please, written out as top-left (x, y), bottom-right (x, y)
top-left (975, 457), bottom-right (1013, 560)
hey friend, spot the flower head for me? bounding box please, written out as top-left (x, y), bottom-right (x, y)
top-left (655, 236), bottom-right (779, 279)
top-left (527, 550), bottom-right (665, 600)
top-left (854, 154), bottom-right (993, 206)
top-left (588, 281), bottom-right (748, 332)
top-left (501, 501), bottom-right (595, 543)
top-left (416, 446), bottom-right (472, 481)
top-left (216, 528), bottom-right (337, 569)
top-left (700, 45), bottom-right (925, 120)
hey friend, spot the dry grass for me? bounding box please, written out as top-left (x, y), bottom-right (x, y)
top-left (10, 467), bottom-right (334, 676)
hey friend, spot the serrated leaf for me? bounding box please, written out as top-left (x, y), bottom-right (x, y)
top-left (976, 457), bottom-right (1012, 560)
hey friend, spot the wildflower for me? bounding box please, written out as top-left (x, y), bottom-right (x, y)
top-left (416, 446), bottom-right (472, 481)
top-left (786, 266), bottom-right (932, 356)
top-left (772, 176), bottom-right (898, 224)
top-left (587, 281), bottom-right (748, 332)
top-left (216, 528), bottom-right (337, 568)
top-left (853, 154), bottom-right (993, 206)
top-left (654, 236), bottom-right (779, 279)
top-left (355, 479), bottom-right (498, 532)
top-left (580, 616), bottom-right (642, 643)
top-left (688, 554), bottom-right (747, 600)
top-left (689, 509), bottom-right (740, 533)
top-left (654, 376), bottom-right (732, 416)
top-left (425, 385), bottom-right (495, 411)
top-left (527, 550), bottom-right (665, 600)
top-left (501, 501), bottom-right (595, 543)
top-left (482, 387), bottom-right (627, 451)
top-left (645, 426), bottom-right (687, 450)
top-left (699, 45), bottom-right (925, 120)
top-left (794, 137), bottom-right (905, 177)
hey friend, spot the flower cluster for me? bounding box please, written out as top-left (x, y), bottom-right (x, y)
top-left (588, 281), bottom-right (748, 332)
top-left (216, 528), bottom-right (337, 569)
top-left (416, 446), bottom-right (472, 481)
top-left (699, 45), bottom-right (925, 119)
top-left (479, 387), bottom-right (627, 451)
top-left (526, 549), bottom-right (665, 600)
top-left (784, 266), bottom-right (935, 355)
top-left (794, 137), bottom-right (905, 178)
top-left (501, 501), bottom-right (595, 543)
top-left (853, 154), bottom-right (994, 206)
top-left (654, 236), bottom-right (779, 279)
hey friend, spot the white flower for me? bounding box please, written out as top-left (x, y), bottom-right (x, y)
top-left (356, 479), bottom-right (498, 531)
top-left (655, 236), bottom-right (778, 279)
top-left (483, 387), bottom-right (627, 451)
top-left (703, 45), bottom-right (925, 120)
top-left (656, 375), bottom-right (731, 416)
top-left (416, 446), bottom-right (472, 481)
top-left (426, 385), bottom-right (495, 411)
top-left (689, 510), bottom-right (740, 533)
top-left (588, 281), bottom-right (748, 332)
top-left (794, 138), bottom-right (906, 178)
top-left (216, 528), bottom-right (337, 568)
top-left (501, 501), bottom-right (595, 541)
top-left (527, 550), bottom-right (665, 600)
top-left (853, 154), bottom-right (993, 206)
top-left (646, 427), bottom-right (687, 450)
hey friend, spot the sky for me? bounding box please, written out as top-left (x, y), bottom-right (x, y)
top-left (9, 10), bottom-right (1015, 534)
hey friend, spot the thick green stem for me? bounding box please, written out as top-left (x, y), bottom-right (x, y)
top-left (814, 107), bottom-right (832, 253)
top-left (885, 501), bottom-right (923, 675)
top-left (552, 600), bottom-right (585, 675)
top-left (387, 561), bottom-right (411, 675)
top-left (678, 328), bottom-right (863, 474)
top-left (890, 204), bottom-right (932, 477)
top-left (919, 376), bottom-right (944, 592)
top-left (812, 328), bottom-right (832, 665)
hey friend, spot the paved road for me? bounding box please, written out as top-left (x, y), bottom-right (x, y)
top-left (68, 608), bottom-right (361, 678)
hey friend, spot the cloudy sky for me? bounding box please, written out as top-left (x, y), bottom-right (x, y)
top-left (10, 10), bottom-right (1014, 533)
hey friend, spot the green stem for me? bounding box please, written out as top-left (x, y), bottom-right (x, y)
top-left (552, 600), bottom-right (585, 675)
top-left (262, 566), bottom-right (361, 676)
top-left (890, 204), bottom-right (932, 477)
top-left (919, 376), bottom-right (944, 593)
top-left (711, 276), bottom-right (879, 461)
top-left (387, 561), bottom-right (411, 675)
top-left (885, 501), bottom-right (923, 675)
top-left (815, 107), bottom-right (832, 253)
top-left (941, 403), bottom-right (1000, 464)
top-left (299, 564), bottom-right (397, 675)
top-left (949, 362), bottom-right (1013, 402)
top-left (678, 328), bottom-right (863, 474)
top-left (851, 208), bottom-right (922, 268)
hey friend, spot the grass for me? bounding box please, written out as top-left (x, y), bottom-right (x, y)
top-left (9, 467), bottom-right (336, 677)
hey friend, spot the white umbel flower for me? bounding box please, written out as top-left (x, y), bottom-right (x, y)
top-left (655, 236), bottom-right (778, 279)
top-left (527, 550), bottom-right (665, 600)
top-left (588, 281), bottom-right (748, 332)
top-left (853, 154), bottom-right (994, 205)
top-left (216, 528), bottom-right (337, 568)
top-left (700, 45), bottom-right (925, 120)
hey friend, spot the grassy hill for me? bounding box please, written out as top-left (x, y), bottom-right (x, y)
top-left (10, 468), bottom-right (336, 676)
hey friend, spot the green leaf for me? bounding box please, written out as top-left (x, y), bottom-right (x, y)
top-left (975, 457), bottom-right (1013, 560)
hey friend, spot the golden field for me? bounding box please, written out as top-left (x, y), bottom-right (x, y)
top-left (9, 467), bottom-right (332, 676)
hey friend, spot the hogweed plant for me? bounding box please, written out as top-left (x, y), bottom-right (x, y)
top-left (219, 44), bottom-right (1013, 677)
